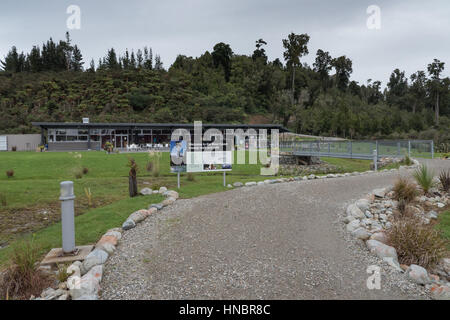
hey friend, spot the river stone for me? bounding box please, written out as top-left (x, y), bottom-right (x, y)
top-left (140, 188), bottom-right (152, 195)
top-left (81, 249), bottom-right (108, 274)
top-left (407, 264), bottom-right (431, 285)
top-left (70, 265), bottom-right (103, 300)
top-left (346, 204), bottom-right (365, 219)
top-left (370, 232), bottom-right (388, 244)
top-left (346, 219), bottom-right (360, 232)
top-left (104, 230), bottom-right (122, 241)
top-left (122, 219), bottom-right (136, 231)
top-left (428, 211), bottom-right (438, 219)
top-left (257, 181), bottom-right (265, 185)
top-left (128, 211), bottom-right (146, 224)
top-left (158, 187), bottom-right (168, 194)
top-left (430, 285), bottom-right (450, 300)
top-left (162, 197), bottom-right (176, 206)
top-left (343, 215), bottom-right (356, 224)
top-left (149, 203), bottom-right (163, 210)
top-left (355, 199), bottom-right (370, 212)
top-left (373, 188), bottom-right (387, 198)
top-left (245, 181), bottom-right (257, 186)
top-left (366, 240), bottom-right (395, 257)
top-left (233, 182), bottom-right (244, 187)
top-left (351, 227), bottom-right (371, 240)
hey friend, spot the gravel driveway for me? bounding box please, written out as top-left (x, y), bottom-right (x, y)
top-left (101, 159), bottom-right (450, 300)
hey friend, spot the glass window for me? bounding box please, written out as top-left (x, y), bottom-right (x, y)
top-left (78, 129), bottom-right (89, 135)
top-left (56, 130), bottom-right (66, 135)
top-left (67, 136), bottom-right (78, 141)
top-left (78, 136), bottom-right (88, 141)
top-left (90, 135), bottom-right (100, 141)
top-left (56, 135), bottom-right (66, 142)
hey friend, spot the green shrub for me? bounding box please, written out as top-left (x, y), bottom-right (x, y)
top-left (387, 217), bottom-right (448, 268)
top-left (412, 164), bottom-right (435, 194)
top-left (439, 169), bottom-right (450, 192)
top-left (0, 237), bottom-right (51, 300)
top-left (392, 177), bottom-right (418, 203)
top-left (6, 169), bottom-right (14, 178)
top-left (56, 264), bottom-right (73, 283)
top-left (403, 154), bottom-right (412, 166)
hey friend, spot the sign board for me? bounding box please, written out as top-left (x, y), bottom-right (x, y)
top-left (170, 140), bottom-right (187, 173)
top-left (186, 151), bottom-right (232, 172)
top-left (170, 140), bottom-right (233, 173)
top-left (0, 136), bottom-right (7, 151)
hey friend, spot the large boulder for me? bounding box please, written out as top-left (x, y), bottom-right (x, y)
top-left (233, 182), bottom-right (243, 187)
top-left (158, 187), bottom-right (168, 194)
top-left (245, 181), bottom-right (257, 187)
top-left (366, 240), bottom-right (401, 271)
top-left (355, 199), bottom-right (370, 212)
top-left (162, 197), bottom-right (176, 206)
top-left (69, 265), bottom-right (103, 300)
top-left (406, 264), bottom-right (431, 285)
top-left (346, 204), bottom-right (365, 219)
top-left (81, 249), bottom-right (108, 274)
top-left (149, 203), bottom-right (163, 210)
top-left (163, 190), bottom-right (179, 199)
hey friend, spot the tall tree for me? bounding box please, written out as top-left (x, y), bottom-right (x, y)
top-left (409, 70), bottom-right (427, 113)
top-left (252, 39), bottom-right (268, 64)
top-left (313, 49), bottom-right (333, 92)
top-left (71, 45), bottom-right (84, 71)
top-left (282, 33), bottom-right (310, 103)
top-left (427, 59), bottom-right (445, 124)
top-left (211, 42), bottom-right (233, 82)
top-left (106, 48), bottom-right (119, 70)
top-left (387, 69), bottom-right (408, 107)
top-left (332, 56), bottom-right (353, 92)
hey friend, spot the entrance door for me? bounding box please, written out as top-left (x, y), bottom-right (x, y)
top-left (115, 135), bottom-right (128, 149)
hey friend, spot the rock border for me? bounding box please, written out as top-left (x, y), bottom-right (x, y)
top-left (342, 170), bottom-right (450, 300)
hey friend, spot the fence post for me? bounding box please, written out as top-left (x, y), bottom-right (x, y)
top-left (373, 149), bottom-right (378, 171)
top-left (350, 141), bottom-right (353, 159)
top-left (431, 140), bottom-right (434, 159)
top-left (376, 140), bottom-right (379, 159)
top-left (397, 142), bottom-right (400, 157)
top-left (408, 140), bottom-right (411, 158)
top-left (60, 181), bottom-right (76, 254)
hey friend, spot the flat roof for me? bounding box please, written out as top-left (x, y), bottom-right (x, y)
top-left (32, 122), bottom-right (290, 132)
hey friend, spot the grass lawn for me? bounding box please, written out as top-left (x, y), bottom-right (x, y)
top-left (437, 210), bottom-right (450, 250)
top-left (0, 150), bottom-right (374, 267)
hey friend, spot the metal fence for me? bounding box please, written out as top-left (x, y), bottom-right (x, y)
top-left (280, 139), bottom-right (434, 160)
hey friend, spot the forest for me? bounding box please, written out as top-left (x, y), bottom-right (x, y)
top-left (1, 32), bottom-right (449, 151)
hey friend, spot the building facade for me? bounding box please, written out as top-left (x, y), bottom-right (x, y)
top-left (32, 122), bottom-right (289, 152)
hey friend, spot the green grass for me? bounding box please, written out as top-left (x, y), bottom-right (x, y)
top-left (436, 211), bottom-right (450, 249)
top-left (320, 157), bottom-right (372, 172)
top-left (0, 150), bottom-right (374, 267)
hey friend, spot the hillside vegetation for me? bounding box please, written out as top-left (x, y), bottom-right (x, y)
top-left (1, 33), bottom-right (449, 151)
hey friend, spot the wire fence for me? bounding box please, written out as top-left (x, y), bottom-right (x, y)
top-left (280, 140), bottom-right (434, 160)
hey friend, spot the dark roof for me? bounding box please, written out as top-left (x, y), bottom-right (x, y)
top-left (31, 122), bottom-right (290, 132)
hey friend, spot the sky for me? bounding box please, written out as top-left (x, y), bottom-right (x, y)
top-left (1, 0), bottom-right (449, 86)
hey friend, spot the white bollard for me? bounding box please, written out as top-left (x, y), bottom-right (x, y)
top-left (60, 181), bottom-right (76, 253)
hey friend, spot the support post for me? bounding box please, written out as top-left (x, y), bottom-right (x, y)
top-left (397, 142), bottom-right (400, 157)
top-left (350, 141), bottom-right (353, 159)
top-left (431, 140), bottom-right (434, 159)
top-left (373, 149), bottom-right (378, 172)
top-left (408, 140), bottom-right (411, 158)
top-left (223, 171), bottom-right (226, 187)
top-left (177, 172), bottom-right (180, 189)
top-left (60, 181), bottom-right (76, 254)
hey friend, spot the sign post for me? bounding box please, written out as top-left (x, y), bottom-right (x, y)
top-left (223, 171), bottom-right (226, 187)
top-left (177, 172), bottom-right (180, 189)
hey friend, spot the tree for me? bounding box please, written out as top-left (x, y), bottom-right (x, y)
top-left (28, 46), bottom-right (43, 72)
top-left (409, 71), bottom-right (427, 113)
top-left (211, 42), bottom-right (233, 81)
top-left (252, 39), bottom-right (268, 64)
top-left (282, 33), bottom-right (310, 103)
top-left (71, 45), bottom-right (84, 71)
top-left (154, 54), bottom-right (163, 70)
top-left (332, 56), bottom-right (353, 92)
top-left (387, 69), bottom-right (408, 106)
top-left (427, 59), bottom-right (445, 124)
top-left (106, 48), bottom-right (119, 70)
top-left (313, 49), bottom-right (333, 92)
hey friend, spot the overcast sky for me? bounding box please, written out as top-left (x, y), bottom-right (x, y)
top-left (1, 0), bottom-right (449, 86)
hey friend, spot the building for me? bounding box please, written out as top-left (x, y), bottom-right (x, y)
top-left (0, 134), bottom-right (42, 151)
top-left (31, 121), bottom-right (289, 152)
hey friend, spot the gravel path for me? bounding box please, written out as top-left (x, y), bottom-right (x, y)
top-left (101, 159), bottom-right (450, 300)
